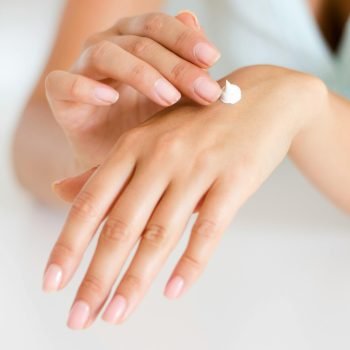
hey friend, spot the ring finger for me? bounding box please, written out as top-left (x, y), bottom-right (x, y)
top-left (102, 170), bottom-right (215, 324)
top-left (66, 157), bottom-right (172, 329)
top-left (112, 35), bottom-right (222, 105)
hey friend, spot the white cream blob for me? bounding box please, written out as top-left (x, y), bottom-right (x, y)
top-left (220, 80), bottom-right (242, 105)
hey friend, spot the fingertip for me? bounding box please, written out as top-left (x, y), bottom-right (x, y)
top-left (176, 10), bottom-right (201, 31)
top-left (154, 78), bottom-right (182, 106)
top-left (94, 86), bottom-right (119, 104)
top-left (164, 275), bottom-right (185, 299)
top-left (42, 264), bottom-right (63, 293)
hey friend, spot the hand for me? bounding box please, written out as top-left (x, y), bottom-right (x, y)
top-left (43, 65), bottom-right (329, 329)
top-left (45, 11), bottom-right (222, 172)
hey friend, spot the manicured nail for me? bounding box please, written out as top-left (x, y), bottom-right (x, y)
top-left (177, 10), bottom-right (200, 30)
top-left (67, 301), bottom-right (90, 330)
top-left (193, 77), bottom-right (222, 103)
top-left (42, 264), bottom-right (62, 292)
top-left (102, 295), bottom-right (127, 324)
top-left (193, 43), bottom-right (221, 66)
top-left (154, 78), bottom-right (181, 105)
top-left (94, 87), bottom-right (119, 104)
top-left (164, 276), bottom-right (185, 299)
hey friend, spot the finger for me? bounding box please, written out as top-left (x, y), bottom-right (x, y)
top-left (42, 136), bottom-right (137, 294)
top-left (52, 167), bottom-right (98, 203)
top-left (175, 11), bottom-right (201, 31)
top-left (113, 35), bottom-right (222, 105)
top-left (115, 12), bottom-right (221, 68)
top-left (75, 41), bottom-right (181, 107)
top-left (102, 173), bottom-right (214, 324)
top-left (45, 70), bottom-right (119, 106)
top-left (164, 178), bottom-right (245, 299)
top-left (67, 157), bottom-right (172, 329)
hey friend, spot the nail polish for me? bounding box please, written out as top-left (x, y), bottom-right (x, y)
top-left (42, 264), bottom-right (63, 292)
top-left (164, 276), bottom-right (185, 299)
top-left (102, 295), bottom-right (127, 324)
top-left (154, 79), bottom-right (181, 105)
top-left (94, 87), bottom-right (119, 104)
top-left (193, 43), bottom-right (221, 66)
top-left (193, 77), bottom-right (222, 103)
top-left (67, 301), bottom-right (90, 330)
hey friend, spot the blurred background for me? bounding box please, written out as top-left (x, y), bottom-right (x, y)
top-left (1, 1), bottom-right (350, 349)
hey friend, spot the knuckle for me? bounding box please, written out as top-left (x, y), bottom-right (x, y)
top-left (170, 62), bottom-right (190, 81)
top-left (181, 254), bottom-right (203, 273)
top-left (174, 29), bottom-right (192, 49)
top-left (100, 217), bottom-right (130, 244)
top-left (226, 153), bottom-right (256, 185)
top-left (153, 131), bottom-right (184, 159)
top-left (80, 274), bottom-right (105, 297)
top-left (83, 32), bottom-right (103, 49)
top-left (194, 151), bottom-right (216, 172)
top-left (90, 40), bottom-right (112, 71)
top-left (192, 219), bottom-right (218, 240)
top-left (118, 128), bottom-right (144, 151)
top-left (235, 154), bottom-right (255, 182)
top-left (50, 241), bottom-right (75, 261)
top-left (122, 274), bottom-right (143, 291)
top-left (129, 37), bottom-right (153, 56)
top-left (142, 224), bottom-right (168, 247)
top-left (70, 191), bottom-right (98, 221)
top-left (143, 13), bottom-right (166, 35)
top-left (129, 62), bottom-right (148, 82)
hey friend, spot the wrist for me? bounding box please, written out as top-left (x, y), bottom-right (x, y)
top-left (295, 74), bottom-right (330, 134)
top-left (289, 74), bottom-right (331, 151)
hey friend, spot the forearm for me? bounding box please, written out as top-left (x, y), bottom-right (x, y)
top-left (289, 90), bottom-right (350, 214)
top-left (12, 0), bottom-right (164, 206)
top-left (12, 99), bottom-right (75, 206)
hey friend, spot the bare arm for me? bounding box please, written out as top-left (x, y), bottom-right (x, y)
top-left (289, 90), bottom-right (350, 213)
top-left (12, 0), bottom-right (163, 205)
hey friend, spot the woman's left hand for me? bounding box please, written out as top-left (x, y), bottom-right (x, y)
top-left (43, 65), bottom-right (329, 329)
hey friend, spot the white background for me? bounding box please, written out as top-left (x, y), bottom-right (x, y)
top-left (0, 1), bottom-right (350, 349)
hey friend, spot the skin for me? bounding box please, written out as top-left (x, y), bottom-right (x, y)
top-left (12, 0), bottom-right (350, 330)
top-left (47, 65), bottom-right (334, 329)
top-left (13, 0), bottom-right (166, 204)
top-left (44, 12), bottom-right (221, 173)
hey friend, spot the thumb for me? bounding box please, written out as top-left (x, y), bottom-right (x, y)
top-left (52, 166), bottom-right (98, 203)
top-left (175, 10), bottom-right (203, 32)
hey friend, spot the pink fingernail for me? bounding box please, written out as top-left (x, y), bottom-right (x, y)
top-left (154, 78), bottom-right (181, 105)
top-left (94, 87), bottom-right (119, 104)
top-left (193, 43), bottom-right (221, 66)
top-left (67, 301), bottom-right (90, 330)
top-left (42, 264), bottom-right (63, 292)
top-left (193, 76), bottom-right (222, 103)
top-left (102, 295), bottom-right (127, 324)
top-left (164, 276), bottom-right (185, 299)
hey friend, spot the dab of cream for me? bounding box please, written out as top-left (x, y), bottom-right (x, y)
top-left (220, 80), bottom-right (242, 105)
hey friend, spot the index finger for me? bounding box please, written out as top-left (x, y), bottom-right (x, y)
top-left (115, 12), bottom-right (221, 68)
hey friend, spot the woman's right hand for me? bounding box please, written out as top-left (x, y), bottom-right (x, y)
top-left (45, 11), bottom-right (222, 173)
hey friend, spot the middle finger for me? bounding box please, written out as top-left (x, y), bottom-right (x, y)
top-left (66, 157), bottom-right (172, 329)
top-left (113, 35), bottom-right (222, 105)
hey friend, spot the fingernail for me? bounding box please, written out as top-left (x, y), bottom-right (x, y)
top-left (67, 301), bottom-right (90, 330)
top-left (154, 78), bottom-right (181, 106)
top-left (102, 295), bottom-right (127, 324)
top-left (42, 264), bottom-right (63, 292)
top-left (164, 276), bottom-right (185, 299)
top-left (193, 77), bottom-right (222, 103)
top-left (177, 10), bottom-right (200, 30)
top-left (94, 87), bottom-right (119, 104)
top-left (193, 43), bottom-right (221, 66)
